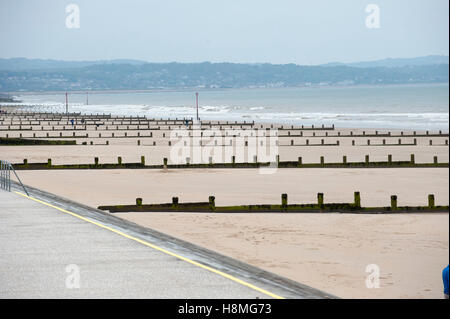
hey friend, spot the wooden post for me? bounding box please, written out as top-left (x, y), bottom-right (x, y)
top-left (410, 154), bottom-right (415, 164)
top-left (118, 156), bottom-right (122, 165)
top-left (317, 193), bottom-right (324, 208)
top-left (95, 157), bottom-right (99, 166)
top-left (209, 196), bottom-right (215, 211)
top-left (391, 195), bottom-right (398, 210)
top-left (172, 197), bottom-right (179, 208)
top-left (428, 194), bottom-right (435, 209)
top-left (141, 156), bottom-right (145, 166)
top-left (354, 191), bottom-right (361, 208)
top-left (281, 193), bottom-right (288, 211)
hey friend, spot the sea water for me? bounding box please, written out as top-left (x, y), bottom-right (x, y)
top-left (7, 83), bottom-right (449, 130)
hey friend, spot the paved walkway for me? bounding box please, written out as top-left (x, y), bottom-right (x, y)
top-left (0, 188), bottom-right (333, 299)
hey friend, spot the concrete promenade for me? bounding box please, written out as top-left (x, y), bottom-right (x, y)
top-left (0, 186), bottom-right (333, 299)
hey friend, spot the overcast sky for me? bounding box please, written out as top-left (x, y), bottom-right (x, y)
top-left (0, 0), bottom-right (448, 65)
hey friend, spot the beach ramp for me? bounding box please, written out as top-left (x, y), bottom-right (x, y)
top-left (0, 187), bottom-right (333, 299)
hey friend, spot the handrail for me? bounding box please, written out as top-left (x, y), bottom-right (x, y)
top-left (0, 160), bottom-right (29, 196)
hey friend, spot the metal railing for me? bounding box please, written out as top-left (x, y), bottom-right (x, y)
top-left (0, 160), bottom-right (29, 196)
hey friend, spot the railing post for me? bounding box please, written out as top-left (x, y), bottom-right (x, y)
top-left (1, 161), bottom-right (29, 196)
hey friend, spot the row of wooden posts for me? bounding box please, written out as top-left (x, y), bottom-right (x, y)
top-left (3, 132), bottom-right (448, 147)
top-left (0, 124), bottom-right (339, 131)
top-left (133, 192), bottom-right (438, 210)
top-left (21, 153), bottom-right (442, 167)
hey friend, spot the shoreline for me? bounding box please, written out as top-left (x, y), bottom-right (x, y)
top-left (2, 82), bottom-right (448, 95)
top-left (1, 108), bottom-right (448, 131)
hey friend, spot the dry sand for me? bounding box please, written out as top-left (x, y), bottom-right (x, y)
top-left (116, 212), bottom-right (449, 299)
top-left (1, 144), bottom-right (449, 166)
top-left (13, 168), bottom-right (449, 208)
top-left (11, 167), bottom-right (450, 298)
top-left (1, 126), bottom-right (448, 165)
top-left (2, 119), bottom-right (449, 299)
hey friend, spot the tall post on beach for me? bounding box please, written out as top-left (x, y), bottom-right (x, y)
top-left (65, 92), bottom-right (68, 114)
top-left (86, 92), bottom-right (89, 105)
top-left (195, 92), bottom-right (199, 122)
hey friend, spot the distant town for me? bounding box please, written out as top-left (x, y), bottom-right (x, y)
top-left (0, 56), bottom-right (448, 92)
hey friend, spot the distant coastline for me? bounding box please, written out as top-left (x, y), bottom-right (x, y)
top-left (0, 58), bottom-right (447, 92)
top-left (3, 81), bottom-right (449, 96)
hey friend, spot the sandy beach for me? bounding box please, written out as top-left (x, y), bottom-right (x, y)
top-left (1, 0), bottom-right (449, 303)
top-left (13, 168), bottom-right (449, 208)
top-left (1, 111), bottom-right (449, 299)
top-left (116, 212), bottom-right (449, 299)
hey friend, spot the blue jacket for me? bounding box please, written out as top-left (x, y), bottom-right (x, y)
top-left (443, 265), bottom-right (449, 295)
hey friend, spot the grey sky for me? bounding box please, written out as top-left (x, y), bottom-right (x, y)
top-left (0, 0), bottom-right (448, 65)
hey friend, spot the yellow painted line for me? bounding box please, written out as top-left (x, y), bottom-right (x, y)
top-left (14, 191), bottom-right (284, 299)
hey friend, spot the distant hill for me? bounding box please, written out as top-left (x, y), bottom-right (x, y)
top-left (1, 55), bottom-right (448, 71)
top-left (0, 58), bottom-right (147, 71)
top-left (322, 55), bottom-right (449, 68)
top-left (0, 58), bottom-right (448, 92)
